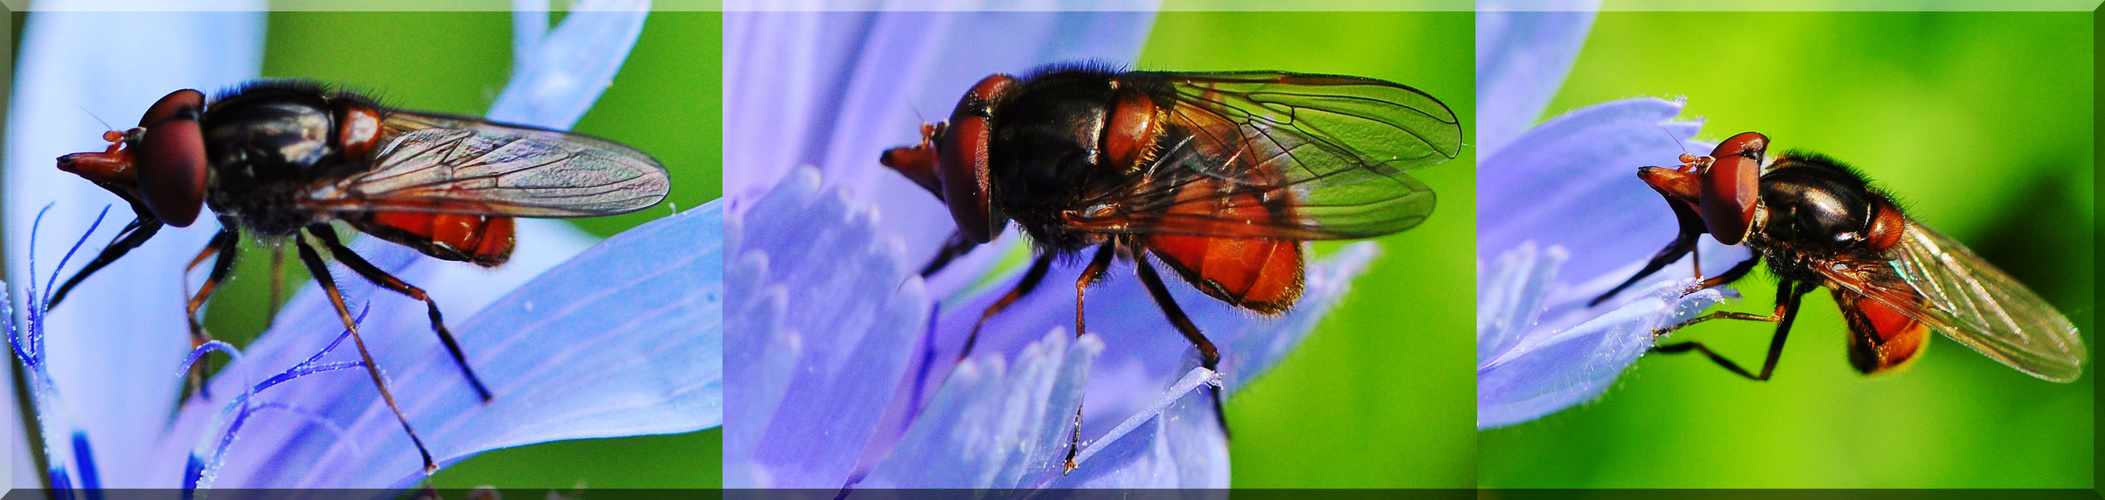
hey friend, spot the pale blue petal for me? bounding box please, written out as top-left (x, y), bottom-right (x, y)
top-left (1475, 6), bottom-right (1598, 155)
top-left (1478, 271), bottom-right (1728, 429)
top-left (724, 168), bottom-right (930, 489)
top-left (1476, 241), bottom-right (1567, 367)
top-left (4, 6), bottom-right (263, 486)
top-left (487, 0), bottom-right (650, 130)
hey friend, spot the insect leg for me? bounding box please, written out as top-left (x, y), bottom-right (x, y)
top-left (183, 222), bottom-right (241, 347)
top-left (1652, 279), bottom-right (1820, 380)
top-left (171, 224), bottom-right (240, 399)
top-left (1590, 200), bottom-right (1706, 306)
top-left (47, 215), bottom-right (164, 309)
top-left (1134, 251), bottom-right (1229, 439)
top-left (1053, 245), bottom-right (1119, 475)
top-left (1073, 244), bottom-right (1116, 337)
top-left (957, 251), bottom-right (1056, 363)
top-left (919, 231), bottom-right (977, 277)
top-left (1699, 255), bottom-right (1761, 290)
top-left (295, 230), bottom-right (438, 475)
top-left (308, 227), bottom-right (494, 402)
top-left (264, 246), bottom-right (286, 331)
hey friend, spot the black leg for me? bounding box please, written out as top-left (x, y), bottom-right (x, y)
top-left (956, 251), bottom-right (1055, 363)
top-left (1072, 244), bottom-right (1116, 337)
top-left (1652, 279), bottom-right (1819, 380)
top-left (167, 222), bottom-right (240, 400)
top-left (182, 224), bottom-right (241, 342)
top-left (264, 245), bottom-right (287, 331)
top-left (918, 231), bottom-right (977, 277)
top-left (294, 231), bottom-right (438, 475)
top-left (308, 227), bottom-right (493, 402)
top-left (1700, 255), bottom-right (1761, 290)
top-left (1592, 191), bottom-right (1709, 307)
top-left (47, 216), bottom-right (163, 309)
top-left (1067, 250), bottom-right (1225, 475)
top-left (1054, 244), bottom-right (1117, 474)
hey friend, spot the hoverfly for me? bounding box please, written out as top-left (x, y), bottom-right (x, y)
top-left (1593, 131), bottom-right (2085, 382)
top-left (880, 64), bottom-right (1461, 471)
top-left (53, 82), bottom-right (671, 472)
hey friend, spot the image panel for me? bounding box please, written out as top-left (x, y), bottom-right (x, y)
top-left (1477, 9), bottom-right (2093, 488)
top-left (3, 5), bottom-right (722, 491)
top-left (724, 8), bottom-right (1474, 490)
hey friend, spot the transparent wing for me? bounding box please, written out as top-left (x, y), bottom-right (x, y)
top-left (1065, 71), bottom-right (1461, 240)
top-left (1820, 221), bottom-right (2085, 381)
top-left (300, 114), bottom-right (670, 218)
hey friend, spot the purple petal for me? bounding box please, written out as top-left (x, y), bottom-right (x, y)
top-left (724, 167), bottom-right (930, 489)
top-left (723, 10), bottom-right (1157, 284)
top-left (1475, 6), bottom-right (1598, 155)
top-left (4, 8), bottom-right (263, 486)
top-left (863, 241), bottom-right (1379, 487)
top-left (909, 243), bottom-right (1380, 423)
top-left (1475, 92), bottom-right (1761, 427)
top-left (1477, 97), bottom-right (1746, 283)
top-left (1476, 242), bottom-right (1567, 367)
top-left (149, 202), bottom-right (721, 488)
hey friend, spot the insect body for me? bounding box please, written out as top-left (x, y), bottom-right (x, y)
top-left (880, 65), bottom-right (1461, 471)
top-left (54, 82), bottom-right (671, 472)
top-left (1595, 132), bottom-right (2084, 382)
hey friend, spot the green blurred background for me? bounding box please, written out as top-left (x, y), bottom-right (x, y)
top-left (118, 10), bottom-right (722, 489)
top-left (1480, 12), bottom-right (2094, 488)
top-left (1138, 11), bottom-right (1477, 488)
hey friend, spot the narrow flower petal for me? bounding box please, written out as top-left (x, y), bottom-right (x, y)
top-left (1478, 270), bottom-right (1728, 429)
top-left (724, 167), bottom-right (930, 489)
top-left (857, 330), bottom-right (1101, 489)
top-left (4, 6), bottom-right (263, 487)
top-left (487, 0), bottom-right (650, 130)
top-left (1476, 6), bottom-right (1599, 154)
top-left (1476, 241), bottom-right (1567, 366)
top-left (911, 243), bottom-right (1382, 425)
top-left (1038, 365), bottom-right (1225, 489)
top-left (863, 241), bottom-right (1380, 487)
top-left (149, 202), bottom-right (722, 488)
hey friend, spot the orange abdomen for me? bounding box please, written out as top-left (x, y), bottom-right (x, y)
top-left (1145, 233), bottom-right (1305, 315)
top-left (1837, 289), bottom-right (1930, 374)
top-left (360, 211), bottom-right (516, 267)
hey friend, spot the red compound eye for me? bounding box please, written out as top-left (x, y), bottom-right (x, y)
top-left (1700, 131), bottom-right (1767, 245)
top-left (936, 74), bottom-right (1016, 243)
top-left (133, 89), bottom-right (208, 227)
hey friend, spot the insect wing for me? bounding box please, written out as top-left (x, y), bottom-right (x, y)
top-left (1067, 72), bottom-right (1461, 240)
top-left (1820, 221), bottom-right (2085, 381)
top-left (302, 116), bottom-right (670, 217)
